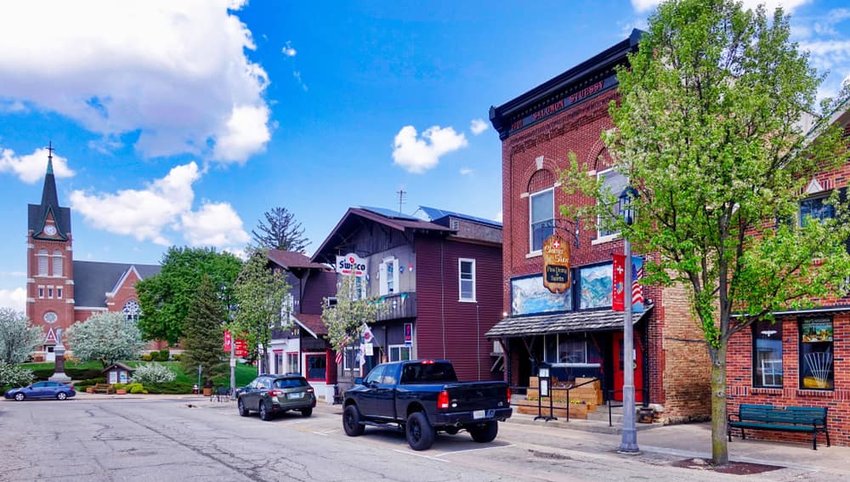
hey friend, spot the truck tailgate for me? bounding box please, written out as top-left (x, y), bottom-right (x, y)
top-left (445, 382), bottom-right (508, 412)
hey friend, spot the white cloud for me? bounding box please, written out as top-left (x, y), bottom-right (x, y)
top-left (70, 162), bottom-right (201, 246)
top-left (470, 118), bottom-right (489, 135)
top-left (282, 41), bottom-right (297, 57)
top-left (181, 202), bottom-right (250, 248)
top-left (0, 146), bottom-right (75, 184)
top-left (0, 288), bottom-right (26, 312)
top-left (0, 1), bottom-right (271, 164)
top-left (631, 0), bottom-right (809, 13)
top-left (392, 125), bottom-right (468, 174)
top-left (460, 168), bottom-right (474, 176)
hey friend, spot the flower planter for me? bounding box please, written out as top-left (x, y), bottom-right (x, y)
top-left (203, 387), bottom-right (212, 397)
top-left (116, 389), bottom-right (127, 395)
top-left (86, 387), bottom-right (94, 394)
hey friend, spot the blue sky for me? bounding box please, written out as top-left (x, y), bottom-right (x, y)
top-left (1, 0), bottom-right (849, 310)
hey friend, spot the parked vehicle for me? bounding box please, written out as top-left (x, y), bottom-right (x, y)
top-left (237, 375), bottom-right (316, 421)
top-left (342, 360), bottom-right (512, 450)
top-left (4, 381), bottom-right (76, 401)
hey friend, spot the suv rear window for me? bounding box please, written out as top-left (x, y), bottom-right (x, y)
top-left (401, 362), bottom-right (458, 384)
top-left (273, 378), bottom-right (308, 388)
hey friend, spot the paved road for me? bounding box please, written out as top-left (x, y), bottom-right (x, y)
top-left (0, 397), bottom-right (831, 481)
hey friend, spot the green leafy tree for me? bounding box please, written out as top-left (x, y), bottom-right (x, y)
top-left (231, 248), bottom-right (289, 373)
top-left (137, 246), bottom-right (242, 344)
top-left (560, 0), bottom-right (850, 465)
top-left (181, 275), bottom-right (226, 386)
top-left (66, 312), bottom-right (145, 367)
top-left (251, 206), bottom-right (310, 253)
top-left (0, 308), bottom-right (42, 364)
top-left (322, 274), bottom-right (379, 357)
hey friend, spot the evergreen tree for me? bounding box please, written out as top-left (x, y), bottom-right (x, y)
top-left (181, 275), bottom-right (226, 386)
top-left (251, 207), bottom-right (310, 253)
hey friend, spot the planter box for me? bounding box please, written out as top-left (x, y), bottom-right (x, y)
top-left (86, 387), bottom-right (94, 394)
top-left (116, 389), bottom-right (127, 395)
top-left (203, 387), bottom-right (212, 396)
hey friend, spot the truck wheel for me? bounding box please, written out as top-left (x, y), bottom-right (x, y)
top-left (469, 421), bottom-right (498, 443)
top-left (343, 405), bottom-right (365, 436)
top-left (406, 412), bottom-right (435, 451)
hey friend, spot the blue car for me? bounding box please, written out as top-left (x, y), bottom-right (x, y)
top-left (4, 381), bottom-right (76, 401)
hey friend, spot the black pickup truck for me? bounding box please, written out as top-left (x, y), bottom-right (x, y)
top-left (341, 360), bottom-right (512, 450)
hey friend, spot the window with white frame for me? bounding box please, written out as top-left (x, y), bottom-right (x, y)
top-left (47, 287), bottom-right (53, 299)
top-left (56, 287), bottom-right (63, 299)
top-left (52, 250), bottom-right (63, 277)
top-left (529, 188), bottom-right (554, 253)
top-left (459, 258), bottom-right (476, 302)
top-left (343, 346), bottom-right (360, 375)
top-left (38, 286), bottom-right (44, 299)
top-left (37, 249), bottom-right (48, 276)
top-left (379, 257), bottom-right (399, 296)
top-left (597, 168), bottom-right (628, 238)
top-left (287, 352), bottom-right (299, 374)
top-left (389, 344), bottom-right (411, 362)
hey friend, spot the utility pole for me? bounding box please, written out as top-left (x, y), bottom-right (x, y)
top-left (396, 188), bottom-right (406, 214)
top-left (619, 187), bottom-right (639, 454)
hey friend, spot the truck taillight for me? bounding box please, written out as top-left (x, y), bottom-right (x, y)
top-left (437, 390), bottom-right (450, 410)
top-left (506, 387), bottom-right (511, 402)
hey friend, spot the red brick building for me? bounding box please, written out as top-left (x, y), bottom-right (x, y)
top-left (726, 106), bottom-right (850, 446)
top-left (26, 152), bottom-right (159, 360)
top-left (486, 30), bottom-right (711, 422)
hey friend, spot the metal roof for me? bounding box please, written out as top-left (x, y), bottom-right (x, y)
top-left (486, 306), bottom-right (653, 338)
top-left (416, 206), bottom-right (503, 228)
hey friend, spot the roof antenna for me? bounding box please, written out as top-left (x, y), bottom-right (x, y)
top-left (397, 188), bottom-right (407, 214)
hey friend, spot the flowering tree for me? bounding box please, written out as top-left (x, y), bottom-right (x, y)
top-left (0, 308), bottom-right (42, 364)
top-left (322, 274), bottom-right (379, 356)
top-left (132, 363), bottom-right (177, 384)
top-left (66, 312), bottom-right (145, 367)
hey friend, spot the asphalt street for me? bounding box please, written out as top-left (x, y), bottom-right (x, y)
top-left (0, 397), bottom-right (834, 481)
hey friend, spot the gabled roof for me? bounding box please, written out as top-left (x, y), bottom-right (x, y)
top-left (267, 250), bottom-right (327, 271)
top-left (73, 261), bottom-right (160, 308)
top-left (311, 207), bottom-right (454, 264)
top-left (101, 362), bottom-right (135, 373)
top-left (293, 313), bottom-right (327, 338)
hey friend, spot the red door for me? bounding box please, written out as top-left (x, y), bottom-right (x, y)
top-left (612, 332), bottom-right (644, 402)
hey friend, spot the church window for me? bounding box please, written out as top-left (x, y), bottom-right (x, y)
top-left (123, 300), bottom-right (141, 322)
top-left (38, 286), bottom-right (44, 298)
top-left (47, 287), bottom-right (53, 299)
top-left (52, 250), bottom-right (63, 277)
top-left (37, 249), bottom-right (48, 276)
top-left (57, 287), bottom-right (63, 299)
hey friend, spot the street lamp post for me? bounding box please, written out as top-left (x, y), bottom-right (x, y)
top-left (618, 186), bottom-right (640, 454)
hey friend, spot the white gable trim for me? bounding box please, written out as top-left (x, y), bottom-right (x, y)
top-left (107, 265), bottom-right (143, 298)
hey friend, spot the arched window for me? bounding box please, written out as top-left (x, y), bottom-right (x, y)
top-left (52, 250), bottom-right (63, 277)
top-left (37, 249), bottom-right (49, 276)
top-left (123, 300), bottom-right (141, 322)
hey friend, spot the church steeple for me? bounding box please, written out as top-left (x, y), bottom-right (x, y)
top-left (28, 142), bottom-right (70, 240)
top-left (40, 142), bottom-right (60, 209)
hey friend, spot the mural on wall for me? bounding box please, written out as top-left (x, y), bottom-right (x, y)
top-left (511, 275), bottom-right (571, 315)
top-left (580, 264), bottom-right (613, 309)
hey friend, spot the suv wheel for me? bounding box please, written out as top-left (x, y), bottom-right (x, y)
top-left (406, 412), bottom-right (435, 451)
top-left (300, 407), bottom-right (312, 417)
top-left (468, 421), bottom-right (498, 443)
top-left (342, 405), bottom-right (364, 436)
top-left (237, 398), bottom-right (249, 417)
top-left (259, 401), bottom-right (272, 421)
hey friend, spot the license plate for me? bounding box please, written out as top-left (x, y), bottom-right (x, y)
top-left (473, 410), bottom-right (485, 419)
top-left (288, 392), bottom-right (304, 399)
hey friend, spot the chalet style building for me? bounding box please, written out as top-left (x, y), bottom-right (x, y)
top-left (311, 206), bottom-right (503, 389)
top-left (264, 249), bottom-right (337, 401)
top-left (26, 152), bottom-right (159, 361)
top-left (487, 30), bottom-right (711, 423)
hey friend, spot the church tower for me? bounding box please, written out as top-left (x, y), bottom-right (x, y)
top-left (26, 145), bottom-right (74, 361)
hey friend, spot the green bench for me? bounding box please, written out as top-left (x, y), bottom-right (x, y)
top-left (728, 404), bottom-right (829, 450)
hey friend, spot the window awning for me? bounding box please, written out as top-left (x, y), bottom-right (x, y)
top-left (486, 305), bottom-right (653, 338)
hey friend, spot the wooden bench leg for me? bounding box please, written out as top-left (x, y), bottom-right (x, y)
top-left (812, 432), bottom-right (817, 450)
top-left (826, 430), bottom-right (830, 447)
top-left (740, 428), bottom-right (745, 440)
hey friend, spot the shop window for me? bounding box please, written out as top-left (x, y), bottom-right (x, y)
top-left (752, 320), bottom-right (783, 388)
top-left (379, 258), bottom-right (399, 296)
top-left (287, 352), bottom-right (299, 374)
top-left (37, 249), bottom-right (48, 276)
top-left (305, 353), bottom-right (327, 381)
top-left (529, 188), bottom-right (554, 253)
top-left (800, 318), bottom-right (834, 390)
top-left (544, 335), bottom-right (557, 363)
top-left (799, 196), bottom-right (835, 227)
top-left (389, 345), bottom-right (411, 362)
top-left (52, 250), bottom-right (63, 277)
top-left (597, 168), bottom-right (628, 238)
top-left (459, 258), bottom-right (476, 302)
top-left (559, 337), bottom-right (587, 364)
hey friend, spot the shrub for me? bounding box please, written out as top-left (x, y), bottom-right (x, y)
top-left (158, 349), bottom-right (170, 361)
top-left (132, 363), bottom-right (177, 384)
top-left (141, 353), bottom-right (153, 362)
top-left (144, 381), bottom-right (193, 394)
top-left (0, 361), bottom-right (34, 388)
top-left (127, 383), bottom-right (146, 394)
top-left (148, 352), bottom-right (160, 362)
top-left (171, 353), bottom-right (182, 362)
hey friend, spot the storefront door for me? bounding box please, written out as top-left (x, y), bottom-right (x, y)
top-left (612, 332), bottom-right (644, 402)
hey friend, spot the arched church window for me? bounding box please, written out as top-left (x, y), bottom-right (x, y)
top-left (37, 249), bottom-right (49, 276)
top-left (123, 300), bottom-right (141, 322)
top-left (52, 250), bottom-right (63, 277)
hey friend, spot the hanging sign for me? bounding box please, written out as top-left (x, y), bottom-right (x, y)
top-left (223, 330), bottom-right (232, 351)
top-left (404, 322), bottom-right (413, 345)
top-left (234, 339), bottom-right (249, 358)
top-left (613, 255), bottom-right (644, 312)
top-left (336, 253), bottom-right (368, 277)
top-left (543, 235), bottom-right (570, 294)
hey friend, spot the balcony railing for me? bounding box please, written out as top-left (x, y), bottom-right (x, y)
top-left (376, 292), bottom-right (416, 321)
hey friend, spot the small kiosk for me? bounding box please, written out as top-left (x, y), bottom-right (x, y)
top-left (102, 363), bottom-right (135, 385)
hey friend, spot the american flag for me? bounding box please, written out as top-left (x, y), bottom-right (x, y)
top-left (334, 335), bottom-right (351, 365)
top-left (632, 264), bottom-right (644, 305)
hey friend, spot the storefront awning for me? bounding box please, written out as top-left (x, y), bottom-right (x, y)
top-left (486, 306), bottom-right (653, 338)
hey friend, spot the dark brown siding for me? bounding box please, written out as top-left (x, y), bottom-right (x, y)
top-left (415, 236), bottom-right (503, 381)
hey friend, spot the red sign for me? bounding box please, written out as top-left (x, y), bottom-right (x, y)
top-left (612, 254), bottom-right (626, 312)
top-left (404, 322), bottom-right (413, 345)
top-left (223, 330), bottom-right (232, 351)
top-left (234, 339), bottom-right (248, 358)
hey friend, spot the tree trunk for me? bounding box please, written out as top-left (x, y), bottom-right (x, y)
top-left (709, 343), bottom-right (729, 465)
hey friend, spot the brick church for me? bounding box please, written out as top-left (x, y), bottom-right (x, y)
top-left (26, 150), bottom-right (160, 361)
